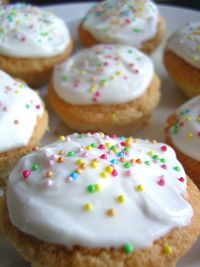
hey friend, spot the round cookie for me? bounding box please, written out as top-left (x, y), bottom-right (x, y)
top-left (0, 4), bottom-right (73, 88)
top-left (48, 45), bottom-right (160, 135)
top-left (164, 21), bottom-right (200, 98)
top-left (79, 0), bottom-right (165, 54)
top-left (165, 96), bottom-right (200, 188)
top-left (0, 70), bottom-right (48, 180)
top-left (0, 133), bottom-right (200, 267)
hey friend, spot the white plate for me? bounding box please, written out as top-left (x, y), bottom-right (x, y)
top-left (0, 2), bottom-right (200, 267)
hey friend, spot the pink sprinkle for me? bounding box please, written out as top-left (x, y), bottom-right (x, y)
top-left (100, 154), bottom-right (107, 160)
top-left (92, 97), bottom-right (98, 102)
top-left (112, 169), bottom-right (118, 177)
top-left (98, 144), bottom-right (105, 149)
top-left (197, 132), bottom-right (200, 137)
top-left (45, 179), bottom-right (53, 187)
top-left (82, 152), bottom-right (89, 158)
top-left (20, 37), bottom-right (26, 42)
top-left (180, 121), bottom-right (184, 127)
top-left (125, 170), bottom-right (132, 176)
top-left (120, 142), bottom-right (125, 147)
top-left (48, 160), bottom-right (54, 166)
top-left (161, 145), bottom-right (167, 152)
top-left (158, 176), bottom-right (165, 186)
top-left (22, 170), bottom-right (31, 179)
top-left (111, 134), bottom-right (117, 139)
top-left (125, 18), bottom-right (131, 24)
top-left (179, 177), bottom-right (185, 182)
top-left (74, 82), bottom-right (81, 88)
top-left (124, 76), bottom-right (128, 80)
top-left (161, 164), bottom-right (167, 169)
top-left (104, 62), bottom-right (109, 66)
top-left (95, 91), bottom-right (100, 97)
top-left (36, 105), bottom-right (41, 109)
top-left (134, 69), bottom-right (139, 74)
top-left (51, 154), bottom-right (58, 160)
top-left (66, 176), bottom-right (73, 182)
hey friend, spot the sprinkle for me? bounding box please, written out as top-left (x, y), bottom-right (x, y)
top-left (111, 169), bottom-right (118, 177)
top-left (123, 162), bottom-right (131, 168)
top-left (58, 136), bottom-right (65, 141)
top-left (87, 184), bottom-right (96, 193)
top-left (76, 159), bottom-right (84, 166)
top-left (173, 166), bottom-right (180, 172)
top-left (22, 170), bottom-right (31, 179)
top-left (163, 246), bottom-right (173, 254)
top-left (161, 164), bottom-right (167, 170)
top-left (117, 195), bottom-right (126, 204)
top-left (158, 176), bottom-right (166, 186)
top-left (98, 144), bottom-right (105, 149)
top-left (90, 161), bottom-right (98, 168)
top-left (67, 151), bottom-right (76, 157)
top-left (187, 132), bottom-right (193, 139)
top-left (125, 170), bottom-right (132, 176)
top-left (144, 161), bottom-right (150, 166)
top-left (161, 145), bottom-right (167, 152)
top-left (124, 244), bottom-right (134, 254)
top-left (105, 165), bottom-right (114, 173)
top-left (106, 208), bottom-right (117, 217)
top-left (179, 177), bottom-right (185, 182)
top-left (32, 146), bottom-right (39, 152)
top-left (45, 179), bottom-right (53, 187)
top-left (71, 172), bottom-right (78, 180)
top-left (136, 184), bottom-right (144, 192)
top-left (57, 156), bottom-right (64, 163)
top-left (101, 172), bottom-right (108, 179)
top-left (100, 154), bottom-right (107, 160)
top-left (46, 171), bottom-right (53, 178)
top-left (32, 163), bottom-right (39, 171)
top-left (136, 158), bottom-right (142, 164)
top-left (84, 203), bottom-right (94, 212)
top-left (95, 184), bottom-right (102, 192)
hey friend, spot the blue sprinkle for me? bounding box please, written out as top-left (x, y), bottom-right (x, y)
top-left (117, 152), bottom-right (124, 158)
top-left (110, 159), bottom-right (118, 165)
top-left (71, 172), bottom-right (78, 180)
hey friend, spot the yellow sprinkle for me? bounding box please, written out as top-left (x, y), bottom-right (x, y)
top-left (136, 184), bottom-right (144, 192)
top-left (86, 145), bottom-right (92, 151)
top-left (90, 162), bottom-right (98, 169)
top-left (89, 84), bottom-right (97, 93)
top-left (101, 172), bottom-right (108, 179)
top-left (105, 142), bottom-right (111, 149)
top-left (58, 150), bottom-right (65, 155)
top-left (15, 90), bottom-right (19, 94)
top-left (163, 246), bottom-right (173, 254)
top-left (95, 184), bottom-right (102, 192)
top-left (197, 116), bottom-right (200, 123)
top-left (148, 151), bottom-right (154, 156)
top-left (99, 132), bottom-right (105, 137)
top-left (185, 115), bottom-right (191, 122)
top-left (116, 70), bottom-right (123, 76)
top-left (80, 70), bottom-right (86, 75)
top-left (84, 203), bottom-right (94, 212)
top-left (111, 75), bottom-right (116, 80)
top-left (187, 132), bottom-right (193, 139)
top-left (117, 195), bottom-right (126, 204)
top-left (76, 159), bottom-right (84, 166)
top-left (58, 136), bottom-right (65, 142)
top-left (105, 166), bottom-right (113, 173)
top-left (76, 168), bottom-right (82, 174)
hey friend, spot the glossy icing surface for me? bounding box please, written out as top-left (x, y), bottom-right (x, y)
top-left (83, 0), bottom-right (159, 47)
top-left (169, 96), bottom-right (200, 161)
top-left (53, 45), bottom-right (154, 105)
top-left (167, 22), bottom-right (200, 68)
top-left (0, 4), bottom-right (70, 58)
top-left (0, 70), bottom-right (44, 153)
top-left (8, 133), bottom-right (192, 251)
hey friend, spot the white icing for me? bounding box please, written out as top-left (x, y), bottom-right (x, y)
top-left (8, 133), bottom-right (193, 250)
top-left (169, 96), bottom-right (200, 161)
top-left (83, 0), bottom-right (159, 47)
top-left (53, 45), bottom-right (154, 105)
top-left (0, 4), bottom-right (70, 58)
top-left (0, 70), bottom-right (44, 153)
top-left (167, 22), bottom-right (200, 69)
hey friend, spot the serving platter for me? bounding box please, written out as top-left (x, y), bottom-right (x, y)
top-left (0, 2), bottom-right (200, 266)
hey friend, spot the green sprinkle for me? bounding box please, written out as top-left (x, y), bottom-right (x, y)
top-left (91, 143), bottom-right (97, 148)
top-left (67, 151), bottom-right (76, 157)
top-left (32, 163), bottom-right (39, 171)
top-left (152, 155), bottom-right (159, 160)
top-left (160, 158), bottom-right (166, 163)
top-left (174, 166), bottom-right (180, 172)
top-left (124, 162), bottom-right (131, 169)
top-left (144, 161), bottom-right (150, 166)
top-left (25, 104), bottom-right (30, 109)
top-left (62, 75), bottom-right (68, 81)
top-left (87, 184), bottom-right (96, 193)
top-left (124, 243), bottom-right (134, 254)
top-left (123, 147), bottom-right (130, 152)
top-left (132, 28), bottom-right (140, 32)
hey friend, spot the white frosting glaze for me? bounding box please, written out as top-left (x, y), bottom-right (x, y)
top-left (83, 0), bottom-right (159, 47)
top-left (0, 4), bottom-right (70, 58)
top-left (169, 96), bottom-right (200, 161)
top-left (166, 22), bottom-right (200, 69)
top-left (8, 133), bottom-right (193, 250)
top-left (0, 70), bottom-right (44, 153)
top-left (53, 45), bottom-right (154, 105)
